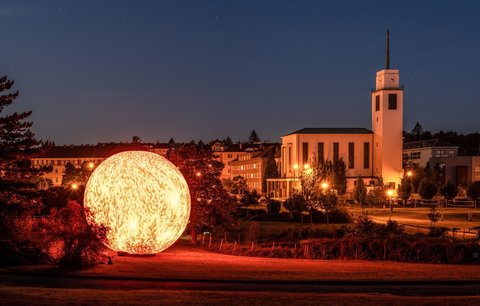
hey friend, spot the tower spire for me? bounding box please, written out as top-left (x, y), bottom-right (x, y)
top-left (386, 29), bottom-right (390, 69)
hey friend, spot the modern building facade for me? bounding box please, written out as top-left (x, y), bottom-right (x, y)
top-left (429, 156), bottom-right (480, 186)
top-left (403, 139), bottom-right (458, 168)
top-left (229, 145), bottom-right (279, 193)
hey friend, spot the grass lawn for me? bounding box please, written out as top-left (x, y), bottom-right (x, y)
top-left (4, 241), bottom-right (480, 282)
top-left (1, 286), bottom-right (480, 306)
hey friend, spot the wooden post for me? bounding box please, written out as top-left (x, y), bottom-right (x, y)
top-left (251, 241), bottom-right (254, 251)
top-left (272, 241), bottom-right (275, 251)
top-left (201, 234), bottom-right (205, 246)
top-left (220, 239), bottom-right (223, 251)
top-left (233, 241), bottom-right (237, 252)
top-left (208, 234), bottom-right (212, 249)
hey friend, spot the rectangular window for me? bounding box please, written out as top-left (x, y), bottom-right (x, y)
top-left (317, 142), bottom-right (324, 162)
top-left (364, 142), bottom-right (370, 169)
top-left (302, 142), bottom-right (308, 164)
top-left (288, 147), bottom-right (292, 168)
top-left (348, 142), bottom-right (354, 169)
top-left (333, 142), bottom-right (339, 163)
top-left (388, 94), bottom-right (397, 110)
top-left (375, 95), bottom-right (380, 111)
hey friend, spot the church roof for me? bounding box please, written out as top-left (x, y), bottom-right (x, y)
top-left (284, 128), bottom-right (373, 136)
top-left (403, 139), bottom-right (458, 150)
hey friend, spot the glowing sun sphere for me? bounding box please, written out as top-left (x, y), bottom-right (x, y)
top-left (84, 151), bottom-right (191, 255)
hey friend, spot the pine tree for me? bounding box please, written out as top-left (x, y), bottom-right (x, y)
top-left (249, 130), bottom-right (260, 142)
top-left (0, 76), bottom-right (43, 261)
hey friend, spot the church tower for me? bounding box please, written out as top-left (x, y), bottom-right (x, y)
top-left (372, 30), bottom-right (403, 189)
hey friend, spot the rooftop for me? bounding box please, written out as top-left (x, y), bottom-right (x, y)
top-left (403, 139), bottom-right (458, 150)
top-left (284, 128), bottom-right (373, 136)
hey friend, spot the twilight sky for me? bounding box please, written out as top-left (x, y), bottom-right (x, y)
top-left (1, 0), bottom-right (479, 145)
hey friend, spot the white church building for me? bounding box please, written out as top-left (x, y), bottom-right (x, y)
top-left (267, 31), bottom-right (403, 199)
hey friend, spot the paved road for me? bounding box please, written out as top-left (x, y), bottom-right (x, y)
top-left (1, 273), bottom-right (480, 297)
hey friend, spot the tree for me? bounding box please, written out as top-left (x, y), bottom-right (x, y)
top-left (284, 193), bottom-right (308, 221)
top-left (317, 189), bottom-right (338, 229)
top-left (131, 136), bottom-right (141, 143)
top-left (249, 130), bottom-right (260, 143)
top-left (0, 76), bottom-right (44, 261)
top-left (366, 181), bottom-right (387, 207)
top-left (441, 180), bottom-right (457, 200)
top-left (263, 147), bottom-right (279, 192)
top-left (61, 161), bottom-right (94, 188)
top-left (353, 176), bottom-right (367, 207)
top-left (315, 159), bottom-right (347, 195)
top-left (467, 181), bottom-right (480, 201)
top-left (397, 177), bottom-right (413, 203)
top-left (167, 144), bottom-right (237, 243)
top-left (418, 178), bottom-right (437, 199)
top-left (240, 190), bottom-right (259, 204)
top-left (427, 204), bottom-right (441, 227)
top-left (223, 137), bottom-right (233, 146)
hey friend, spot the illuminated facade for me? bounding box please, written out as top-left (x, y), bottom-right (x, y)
top-left (267, 31), bottom-right (404, 199)
top-left (32, 143), bottom-right (170, 187)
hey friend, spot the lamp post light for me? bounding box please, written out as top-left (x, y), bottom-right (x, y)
top-left (293, 163), bottom-right (299, 178)
top-left (387, 189), bottom-right (394, 219)
top-left (406, 170), bottom-right (413, 178)
top-left (88, 162), bottom-right (95, 170)
top-left (71, 183), bottom-right (78, 190)
top-left (321, 182), bottom-right (329, 193)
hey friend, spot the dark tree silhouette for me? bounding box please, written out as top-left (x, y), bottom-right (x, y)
top-left (0, 76), bottom-right (44, 264)
top-left (167, 144), bottom-right (237, 243)
top-left (249, 130), bottom-right (260, 142)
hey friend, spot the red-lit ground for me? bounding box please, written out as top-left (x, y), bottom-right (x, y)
top-left (2, 240), bottom-right (480, 305)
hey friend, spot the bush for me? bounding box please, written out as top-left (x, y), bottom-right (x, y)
top-left (467, 181), bottom-right (480, 201)
top-left (418, 178), bottom-right (437, 199)
top-left (240, 190), bottom-right (260, 204)
top-left (267, 199), bottom-right (281, 215)
top-left (42, 201), bottom-right (107, 269)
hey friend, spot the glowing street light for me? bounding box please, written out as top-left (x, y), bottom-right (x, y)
top-left (303, 164), bottom-right (310, 170)
top-left (195, 171), bottom-right (202, 177)
top-left (293, 164), bottom-right (299, 170)
top-left (321, 182), bottom-right (329, 192)
top-left (406, 170), bottom-right (413, 178)
top-left (88, 162), bottom-right (95, 170)
top-left (71, 183), bottom-right (78, 190)
top-left (387, 189), bottom-right (394, 218)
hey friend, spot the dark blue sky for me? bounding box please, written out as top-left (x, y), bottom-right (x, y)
top-left (1, 0), bottom-right (479, 144)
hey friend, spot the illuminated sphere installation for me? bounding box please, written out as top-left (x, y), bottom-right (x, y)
top-left (84, 151), bottom-right (191, 254)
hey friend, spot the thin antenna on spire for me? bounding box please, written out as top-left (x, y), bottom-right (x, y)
top-left (386, 29), bottom-right (390, 69)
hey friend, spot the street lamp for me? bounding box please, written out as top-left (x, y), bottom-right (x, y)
top-left (71, 183), bottom-right (78, 190)
top-left (321, 181), bottom-right (329, 192)
top-left (88, 162), bottom-right (95, 170)
top-left (406, 170), bottom-right (413, 178)
top-left (387, 189), bottom-right (394, 219)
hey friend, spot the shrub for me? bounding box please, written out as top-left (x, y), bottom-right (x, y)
top-left (267, 199), bottom-right (281, 215)
top-left (467, 181), bottom-right (480, 201)
top-left (418, 178), bottom-right (437, 199)
top-left (42, 201), bottom-right (107, 268)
